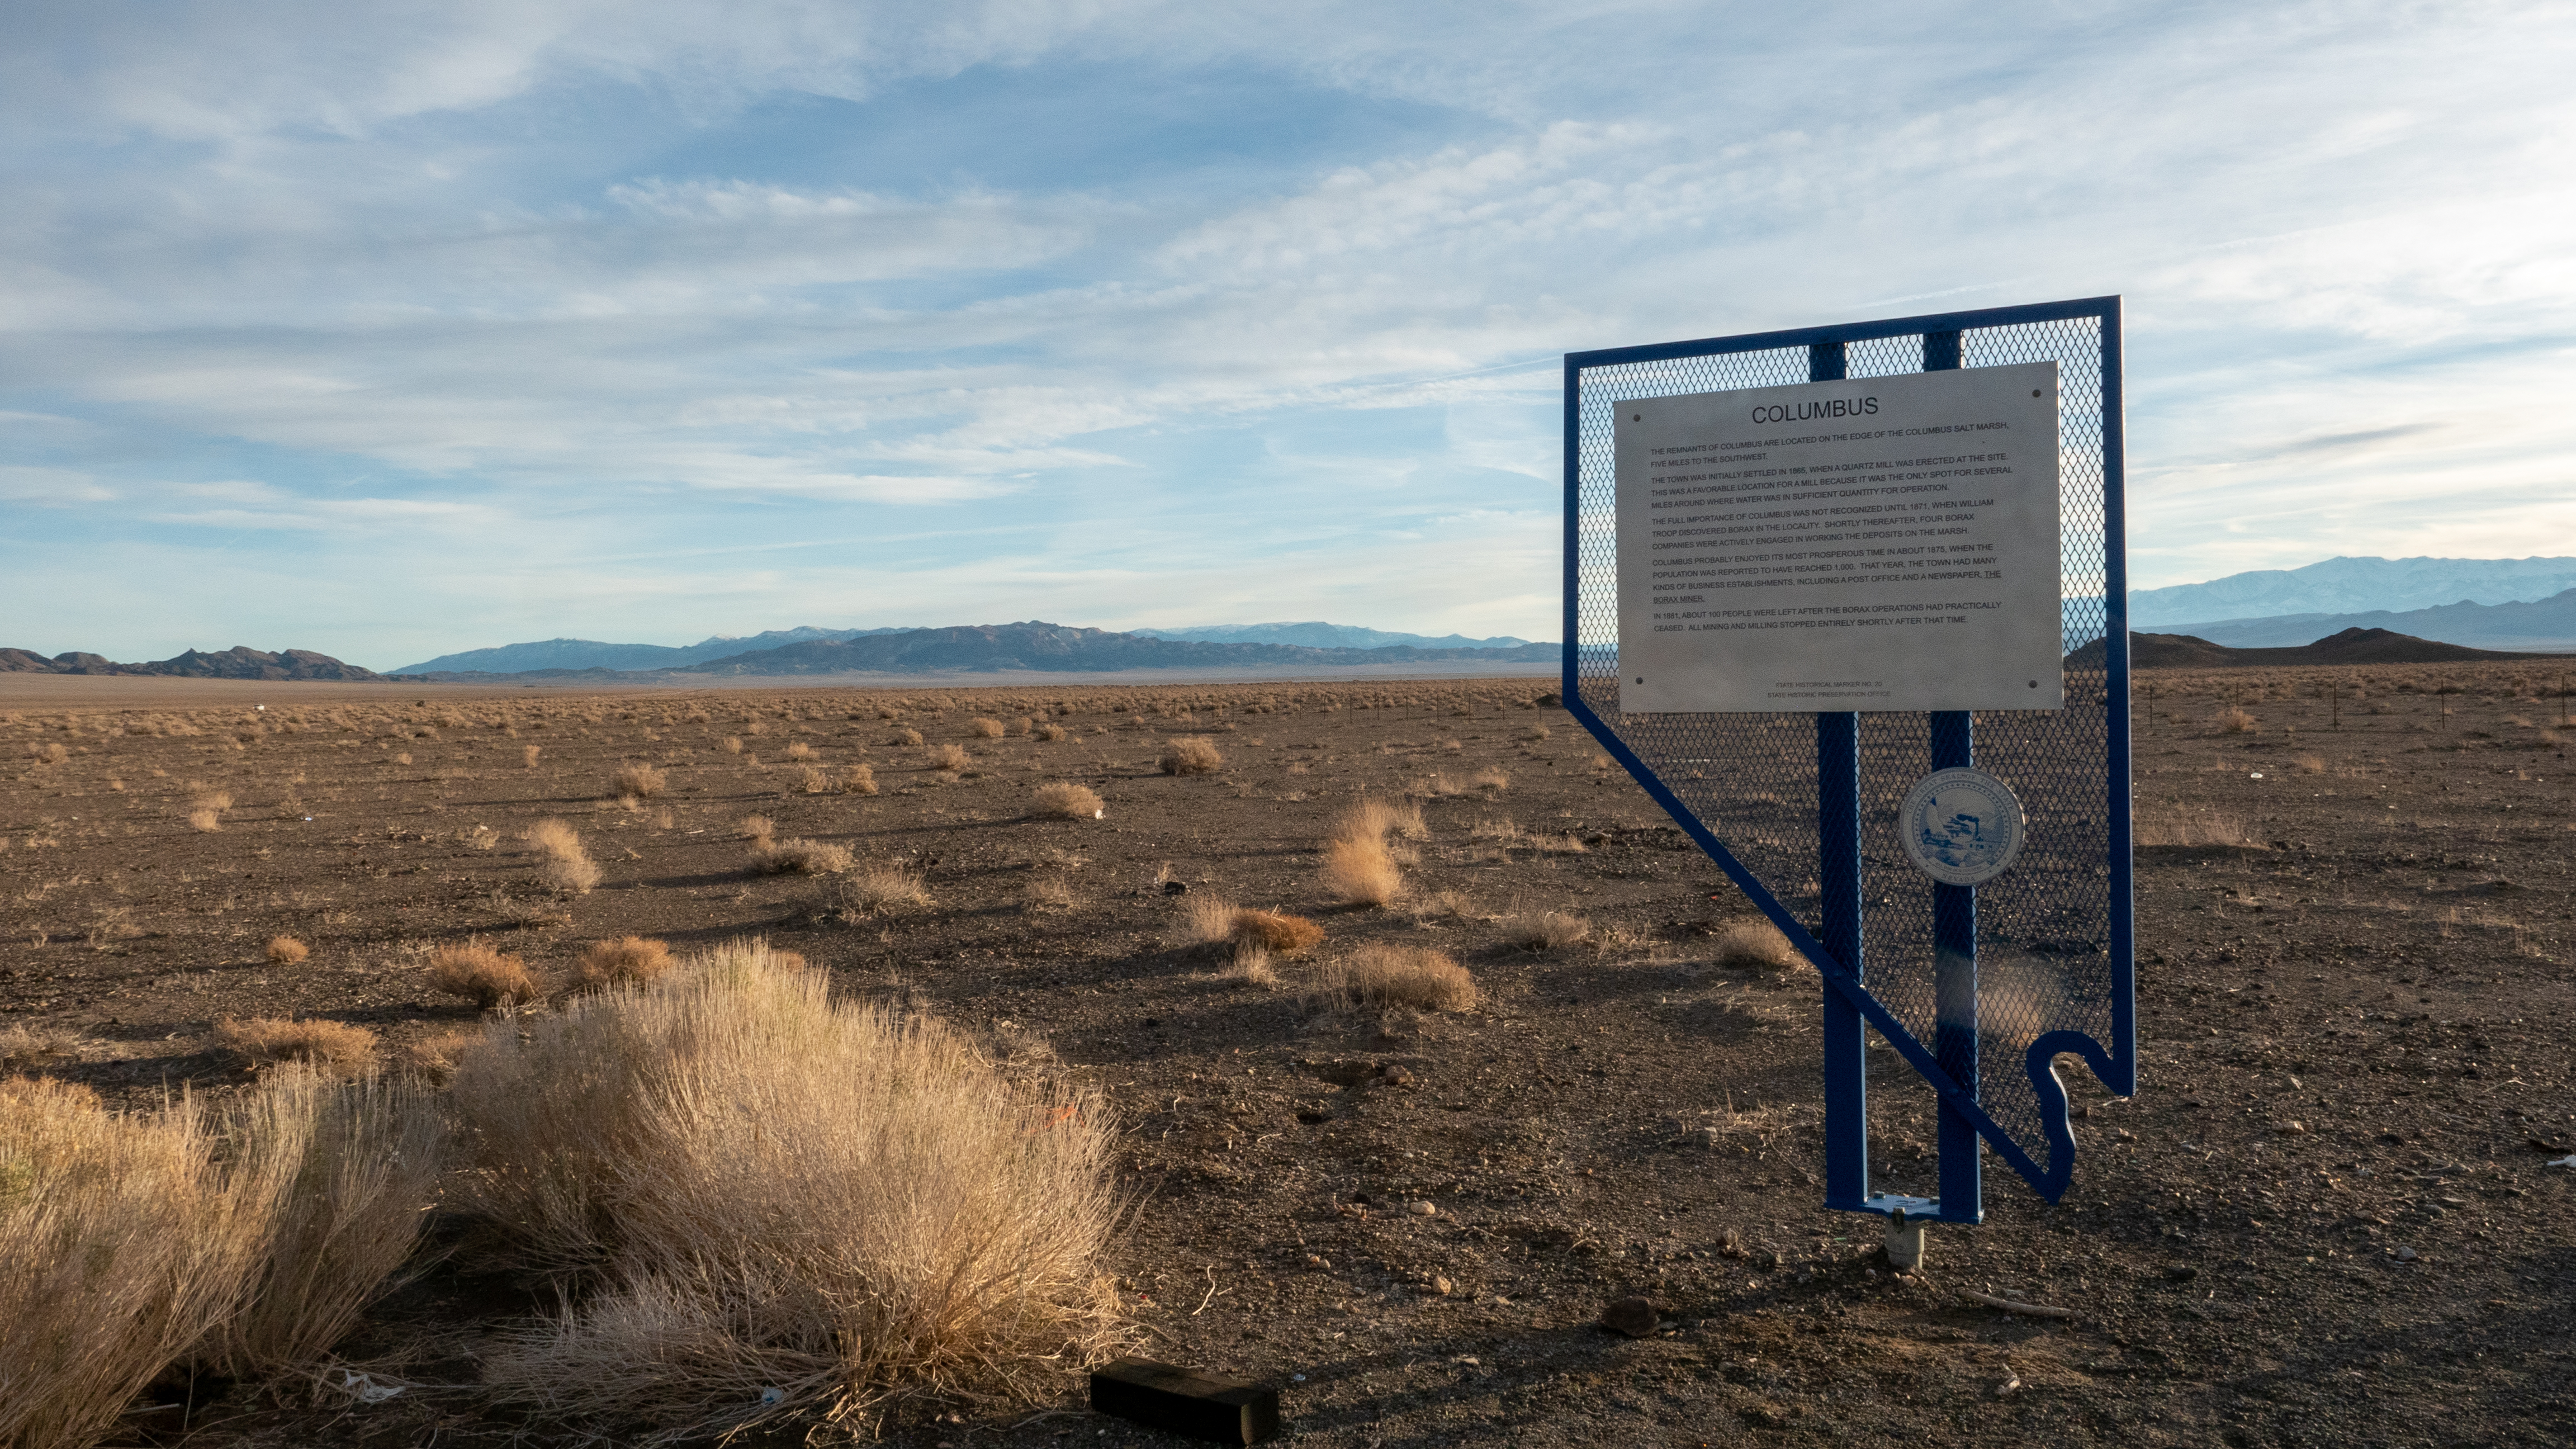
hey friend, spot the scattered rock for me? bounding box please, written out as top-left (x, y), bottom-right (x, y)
top-left (1601, 1296), bottom-right (1660, 1338)
top-left (1380, 1064), bottom-right (1414, 1087)
top-left (1162, 880), bottom-right (1190, 896)
top-left (2281, 1120), bottom-right (2308, 1134)
top-left (2393, 1246), bottom-right (2418, 1262)
top-left (1432, 1276), bottom-right (1455, 1296)
top-left (1409, 1200), bottom-right (1438, 1216)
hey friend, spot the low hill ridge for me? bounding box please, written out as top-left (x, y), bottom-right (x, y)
top-left (0, 646), bottom-right (381, 680)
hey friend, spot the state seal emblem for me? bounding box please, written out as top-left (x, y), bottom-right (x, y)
top-left (1897, 767), bottom-right (2025, 887)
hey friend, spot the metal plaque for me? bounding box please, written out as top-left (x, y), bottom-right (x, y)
top-left (1898, 768), bottom-right (2026, 888)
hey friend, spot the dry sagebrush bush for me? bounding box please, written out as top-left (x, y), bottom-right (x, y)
top-left (264, 935), bottom-right (309, 965)
top-left (1031, 781), bottom-right (1104, 819)
top-left (1035, 722), bottom-right (1068, 742)
top-left (572, 936), bottom-right (676, 993)
top-left (784, 741), bottom-right (816, 761)
top-left (927, 742), bottom-right (970, 773)
top-left (1159, 736), bottom-right (1223, 775)
top-left (970, 717), bottom-right (1006, 738)
top-left (832, 863), bottom-right (933, 918)
top-left (523, 744), bottom-right (542, 769)
top-left (1506, 910), bottom-right (1592, 951)
top-left (1, 1069), bottom-right (440, 1446)
top-left (525, 818), bottom-right (603, 893)
top-left (214, 1017), bottom-right (381, 1076)
top-left (2214, 706), bottom-right (2260, 734)
top-left (1232, 908), bottom-right (1324, 956)
top-left (837, 762), bottom-right (879, 795)
top-left (428, 941), bottom-right (540, 1008)
top-left (1311, 943), bottom-right (1478, 1012)
top-left (0, 1022), bottom-right (80, 1073)
top-left (751, 836), bottom-right (854, 875)
top-left (187, 807), bottom-right (222, 833)
top-left (1322, 836), bottom-right (1402, 908)
top-left (613, 763), bottom-right (669, 800)
top-left (446, 939), bottom-right (1124, 1439)
top-left (197, 1068), bottom-right (445, 1377)
top-left (738, 812), bottom-right (776, 844)
top-left (1711, 920), bottom-right (1801, 973)
top-left (0, 1080), bottom-right (238, 1449)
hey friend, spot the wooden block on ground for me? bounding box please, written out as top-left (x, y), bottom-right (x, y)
top-left (1090, 1357), bottom-right (1281, 1445)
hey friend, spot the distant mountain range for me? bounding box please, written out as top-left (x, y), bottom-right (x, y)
top-left (0, 646), bottom-right (382, 680)
top-left (394, 626), bottom-right (913, 675)
top-left (2148, 588), bottom-right (2576, 655)
top-left (2130, 555), bottom-right (2576, 629)
top-left (1128, 622), bottom-right (1534, 651)
top-left (2072, 626), bottom-right (2572, 670)
top-left (393, 620), bottom-right (1529, 675)
top-left (399, 621), bottom-right (1555, 680)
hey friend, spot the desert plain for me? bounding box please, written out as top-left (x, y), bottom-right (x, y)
top-left (2, 664), bottom-right (2572, 1448)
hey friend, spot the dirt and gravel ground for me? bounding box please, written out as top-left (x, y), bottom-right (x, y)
top-left (3, 665), bottom-right (2571, 1448)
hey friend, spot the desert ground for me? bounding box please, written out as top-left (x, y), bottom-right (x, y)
top-left (3, 665), bottom-right (2571, 1448)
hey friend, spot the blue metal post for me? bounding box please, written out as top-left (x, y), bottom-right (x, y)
top-left (1810, 339), bottom-right (1869, 1213)
top-left (1922, 329), bottom-right (1983, 1223)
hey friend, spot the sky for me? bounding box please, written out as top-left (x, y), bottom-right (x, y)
top-left (4, 1), bottom-right (2572, 671)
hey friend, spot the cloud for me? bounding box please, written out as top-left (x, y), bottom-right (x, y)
top-left (5, 1), bottom-right (2576, 656)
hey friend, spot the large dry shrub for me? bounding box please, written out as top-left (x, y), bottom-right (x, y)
top-left (969, 717), bottom-right (1006, 738)
top-left (1158, 736), bottom-right (1223, 775)
top-left (264, 935), bottom-right (310, 965)
top-left (1031, 782), bottom-right (1104, 820)
top-left (1311, 944), bottom-right (1478, 1012)
top-left (0, 1081), bottom-right (237, 1449)
top-left (214, 1017), bottom-right (381, 1077)
top-left (447, 940), bottom-right (1124, 1440)
top-left (836, 763), bottom-right (879, 795)
top-left (572, 936), bottom-right (676, 993)
top-left (1321, 836), bottom-right (1402, 908)
top-left (524, 819), bottom-right (603, 894)
top-left (427, 941), bottom-right (539, 1008)
top-left (613, 763), bottom-right (669, 801)
top-left (0, 1069), bottom-right (434, 1448)
top-left (1233, 909), bottom-right (1324, 956)
top-left (926, 742), bottom-right (970, 773)
top-left (197, 1068), bottom-right (446, 1377)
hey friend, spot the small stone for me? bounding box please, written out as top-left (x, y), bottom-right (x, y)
top-left (1601, 1296), bottom-right (1660, 1338)
top-left (2282, 1120), bottom-right (2307, 1134)
top-left (1410, 1200), bottom-right (1438, 1216)
top-left (1432, 1276), bottom-right (1455, 1295)
top-left (1162, 880), bottom-right (1189, 896)
top-left (2393, 1246), bottom-right (2418, 1262)
top-left (1305, 1253), bottom-right (1330, 1269)
top-left (1380, 1064), bottom-right (1414, 1087)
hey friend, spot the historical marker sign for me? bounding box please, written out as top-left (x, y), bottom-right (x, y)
top-left (1615, 363), bottom-right (2063, 714)
top-left (1563, 297), bottom-right (2135, 1223)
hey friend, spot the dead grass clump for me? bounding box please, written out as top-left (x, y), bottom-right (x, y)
top-left (1711, 920), bottom-right (1802, 972)
top-left (833, 863), bottom-right (934, 918)
top-left (1020, 874), bottom-right (1078, 913)
top-left (1322, 836), bottom-right (1402, 907)
top-left (837, 763), bottom-right (879, 795)
top-left (0, 1022), bottom-right (80, 1073)
top-left (1159, 736), bottom-right (1224, 775)
top-left (1339, 797), bottom-right (1428, 842)
top-left (187, 807), bottom-right (222, 832)
top-left (613, 763), bottom-right (669, 801)
top-left (752, 836), bottom-right (854, 875)
top-left (1506, 910), bottom-right (1592, 951)
top-left (427, 941), bottom-right (540, 1009)
top-left (893, 727), bottom-right (926, 747)
top-left (784, 741), bottom-right (816, 761)
top-left (523, 744), bottom-right (543, 769)
top-left (738, 813), bottom-right (776, 844)
top-left (448, 939), bottom-right (1123, 1437)
top-left (1233, 909), bottom-right (1324, 956)
top-left (572, 936), bottom-right (676, 993)
top-left (1031, 781), bottom-right (1105, 820)
top-left (214, 1017), bottom-right (381, 1077)
top-left (403, 1026), bottom-right (483, 1083)
top-left (2214, 707), bottom-right (2259, 734)
top-left (1312, 944), bottom-right (1478, 1012)
top-left (927, 742), bottom-right (970, 772)
top-left (265, 935), bottom-right (310, 965)
top-left (525, 818), bottom-right (603, 894)
top-left (970, 717), bottom-right (1006, 738)
top-left (1035, 722), bottom-right (1068, 742)
top-left (1472, 768), bottom-right (1510, 792)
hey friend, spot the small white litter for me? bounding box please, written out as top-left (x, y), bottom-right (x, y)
top-left (2546, 1155), bottom-right (2576, 1171)
top-left (339, 1371), bottom-right (402, 1404)
top-left (759, 1387), bottom-right (786, 1405)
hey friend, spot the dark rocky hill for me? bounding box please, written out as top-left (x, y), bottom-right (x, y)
top-left (2068, 627), bottom-right (2572, 671)
top-left (0, 646), bottom-right (382, 680)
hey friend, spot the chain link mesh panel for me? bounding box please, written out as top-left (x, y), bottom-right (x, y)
top-left (1569, 306), bottom-right (2124, 1188)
